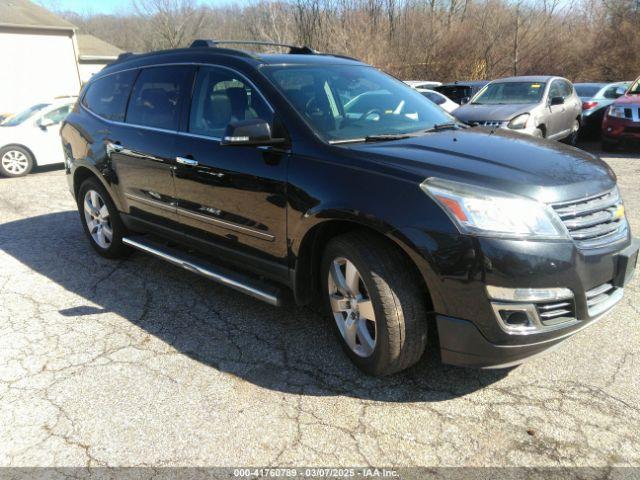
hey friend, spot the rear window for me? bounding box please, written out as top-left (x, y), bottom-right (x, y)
top-left (126, 66), bottom-right (194, 131)
top-left (434, 86), bottom-right (470, 104)
top-left (420, 91), bottom-right (446, 105)
top-left (574, 84), bottom-right (603, 98)
top-left (82, 71), bottom-right (137, 122)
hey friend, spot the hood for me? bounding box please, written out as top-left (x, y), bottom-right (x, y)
top-left (344, 128), bottom-right (615, 204)
top-left (454, 103), bottom-right (536, 123)
top-left (612, 93), bottom-right (640, 106)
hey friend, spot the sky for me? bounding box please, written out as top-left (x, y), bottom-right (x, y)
top-left (36, 0), bottom-right (236, 15)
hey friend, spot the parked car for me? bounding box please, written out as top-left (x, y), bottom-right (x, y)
top-left (601, 78), bottom-right (640, 151)
top-left (453, 76), bottom-right (582, 144)
top-left (434, 81), bottom-right (489, 104)
top-left (416, 88), bottom-right (459, 113)
top-left (575, 82), bottom-right (630, 136)
top-left (404, 80), bottom-right (442, 90)
top-left (61, 40), bottom-right (638, 376)
top-left (0, 98), bottom-right (76, 177)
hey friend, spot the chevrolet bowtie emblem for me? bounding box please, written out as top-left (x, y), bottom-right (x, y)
top-left (613, 204), bottom-right (625, 220)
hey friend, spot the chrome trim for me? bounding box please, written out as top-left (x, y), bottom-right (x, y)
top-left (176, 207), bottom-right (275, 241)
top-left (176, 156), bottom-right (198, 166)
top-left (124, 192), bottom-right (176, 213)
top-left (586, 284), bottom-right (623, 317)
top-left (490, 301), bottom-right (577, 335)
top-left (486, 285), bottom-right (573, 302)
top-left (122, 236), bottom-right (280, 306)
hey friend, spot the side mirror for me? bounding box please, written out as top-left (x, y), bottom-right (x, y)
top-left (550, 96), bottom-right (565, 106)
top-left (221, 119), bottom-right (285, 147)
top-left (460, 96), bottom-right (471, 104)
top-left (38, 118), bottom-right (56, 128)
top-left (614, 86), bottom-right (627, 98)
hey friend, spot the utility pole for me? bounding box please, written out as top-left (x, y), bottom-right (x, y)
top-left (513, 2), bottom-right (520, 76)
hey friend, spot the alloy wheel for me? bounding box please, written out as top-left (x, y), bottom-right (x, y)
top-left (327, 257), bottom-right (377, 357)
top-left (83, 189), bottom-right (113, 249)
top-left (1, 150), bottom-right (29, 175)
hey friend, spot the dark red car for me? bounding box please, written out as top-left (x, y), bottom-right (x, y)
top-left (602, 77), bottom-right (640, 151)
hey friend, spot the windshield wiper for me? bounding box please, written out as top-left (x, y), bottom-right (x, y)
top-left (364, 133), bottom-right (414, 142)
top-left (424, 122), bottom-right (462, 132)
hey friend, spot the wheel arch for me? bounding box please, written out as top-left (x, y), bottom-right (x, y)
top-left (0, 143), bottom-right (37, 166)
top-left (292, 218), bottom-right (433, 312)
top-left (72, 164), bottom-right (123, 211)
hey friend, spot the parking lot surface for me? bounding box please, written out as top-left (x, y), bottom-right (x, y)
top-left (0, 144), bottom-right (639, 468)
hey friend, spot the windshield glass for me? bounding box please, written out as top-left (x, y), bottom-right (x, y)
top-left (472, 82), bottom-right (546, 105)
top-left (1, 103), bottom-right (50, 126)
top-left (574, 84), bottom-right (604, 98)
top-left (262, 65), bottom-right (454, 142)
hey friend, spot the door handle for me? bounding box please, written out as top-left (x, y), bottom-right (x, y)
top-left (176, 156), bottom-right (198, 167)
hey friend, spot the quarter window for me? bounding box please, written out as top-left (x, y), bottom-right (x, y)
top-left (189, 67), bottom-right (272, 138)
top-left (82, 71), bottom-right (136, 122)
top-left (126, 66), bottom-right (194, 131)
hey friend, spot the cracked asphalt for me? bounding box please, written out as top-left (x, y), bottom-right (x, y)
top-left (0, 143), bottom-right (639, 468)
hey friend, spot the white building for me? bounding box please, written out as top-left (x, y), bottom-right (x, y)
top-left (0, 0), bottom-right (122, 116)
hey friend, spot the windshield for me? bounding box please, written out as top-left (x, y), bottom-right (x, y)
top-left (262, 65), bottom-right (454, 142)
top-left (1, 103), bottom-right (50, 126)
top-left (574, 84), bottom-right (604, 98)
top-left (472, 82), bottom-right (546, 105)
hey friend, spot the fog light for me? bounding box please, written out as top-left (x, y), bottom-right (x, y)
top-left (501, 310), bottom-right (530, 326)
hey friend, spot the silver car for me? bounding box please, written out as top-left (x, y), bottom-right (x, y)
top-left (453, 76), bottom-right (583, 144)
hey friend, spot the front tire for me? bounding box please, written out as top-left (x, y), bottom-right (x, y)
top-left (321, 232), bottom-right (428, 376)
top-left (77, 177), bottom-right (130, 259)
top-left (0, 146), bottom-right (34, 177)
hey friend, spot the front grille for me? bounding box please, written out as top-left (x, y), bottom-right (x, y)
top-left (552, 189), bottom-right (628, 249)
top-left (586, 282), bottom-right (623, 317)
top-left (535, 298), bottom-right (575, 325)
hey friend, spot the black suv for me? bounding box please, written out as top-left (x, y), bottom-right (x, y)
top-left (61, 40), bottom-right (638, 376)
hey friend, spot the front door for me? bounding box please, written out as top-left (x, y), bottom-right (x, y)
top-left (547, 80), bottom-right (566, 139)
top-left (173, 66), bottom-right (288, 267)
top-left (33, 103), bottom-right (73, 165)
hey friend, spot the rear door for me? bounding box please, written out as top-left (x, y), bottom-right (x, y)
top-left (111, 65), bottom-right (195, 226)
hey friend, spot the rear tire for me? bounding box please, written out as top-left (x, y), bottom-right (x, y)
top-left (0, 146), bottom-right (34, 177)
top-left (563, 119), bottom-right (580, 146)
top-left (321, 231), bottom-right (428, 376)
top-left (77, 177), bottom-right (130, 259)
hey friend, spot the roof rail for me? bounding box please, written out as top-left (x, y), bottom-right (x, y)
top-left (116, 52), bottom-right (135, 62)
top-left (190, 39), bottom-right (319, 55)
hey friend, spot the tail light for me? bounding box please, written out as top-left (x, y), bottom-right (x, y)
top-left (582, 101), bottom-right (598, 110)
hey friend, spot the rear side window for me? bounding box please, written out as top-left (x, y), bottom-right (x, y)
top-left (126, 66), bottom-right (194, 131)
top-left (82, 71), bottom-right (136, 122)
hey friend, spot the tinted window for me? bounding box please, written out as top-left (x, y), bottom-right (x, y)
top-left (420, 91), bottom-right (446, 105)
top-left (189, 67), bottom-right (272, 138)
top-left (434, 85), bottom-right (471, 104)
top-left (574, 84), bottom-right (602, 98)
top-left (83, 71), bottom-right (136, 121)
top-left (126, 66), bottom-right (194, 130)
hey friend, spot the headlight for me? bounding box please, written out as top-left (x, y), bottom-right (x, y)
top-left (608, 106), bottom-right (626, 118)
top-left (420, 178), bottom-right (568, 239)
top-left (507, 113), bottom-right (530, 130)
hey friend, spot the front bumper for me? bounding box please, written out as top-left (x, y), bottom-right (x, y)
top-left (399, 226), bottom-right (639, 368)
top-left (602, 115), bottom-right (640, 141)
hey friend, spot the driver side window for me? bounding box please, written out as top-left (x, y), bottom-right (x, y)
top-left (549, 81), bottom-right (562, 101)
top-left (189, 67), bottom-right (272, 139)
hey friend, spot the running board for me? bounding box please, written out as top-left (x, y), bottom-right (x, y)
top-left (122, 236), bottom-right (282, 306)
